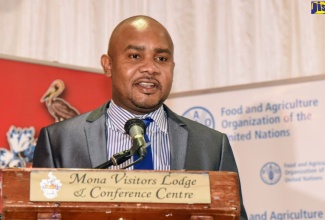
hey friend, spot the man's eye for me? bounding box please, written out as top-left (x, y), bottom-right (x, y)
top-left (156, 56), bottom-right (167, 62)
top-left (130, 54), bottom-right (140, 59)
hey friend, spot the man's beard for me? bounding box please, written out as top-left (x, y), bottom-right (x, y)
top-left (130, 95), bottom-right (164, 111)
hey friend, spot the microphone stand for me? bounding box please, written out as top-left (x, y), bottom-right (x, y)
top-left (120, 146), bottom-right (147, 169)
top-left (94, 150), bottom-right (132, 169)
top-left (94, 144), bottom-right (148, 169)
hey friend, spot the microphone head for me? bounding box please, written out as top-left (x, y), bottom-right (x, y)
top-left (124, 118), bottom-right (146, 135)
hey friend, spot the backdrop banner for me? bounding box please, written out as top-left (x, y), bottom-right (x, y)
top-left (0, 56), bottom-right (111, 168)
top-left (165, 75), bottom-right (325, 219)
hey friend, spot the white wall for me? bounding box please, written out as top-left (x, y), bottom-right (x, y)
top-left (0, 0), bottom-right (324, 93)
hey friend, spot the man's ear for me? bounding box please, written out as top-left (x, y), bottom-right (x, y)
top-left (100, 54), bottom-right (112, 77)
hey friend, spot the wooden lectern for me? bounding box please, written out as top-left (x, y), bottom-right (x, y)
top-left (1, 168), bottom-right (240, 220)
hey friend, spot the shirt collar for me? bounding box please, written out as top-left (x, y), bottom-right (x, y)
top-left (107, 100), bottom-right (168, 133)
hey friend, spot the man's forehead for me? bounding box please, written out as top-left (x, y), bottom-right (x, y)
top-left (108, 16), bottom-right (174, 55)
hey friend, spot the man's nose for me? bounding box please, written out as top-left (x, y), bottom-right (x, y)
top-left (139, 58), bottom-right (160, 75)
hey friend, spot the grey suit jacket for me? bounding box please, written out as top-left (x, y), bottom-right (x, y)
top-left (33, 102), bottom-right (247, 219)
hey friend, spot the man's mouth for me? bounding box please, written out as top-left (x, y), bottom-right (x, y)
top-left (139, 82), bottom-right (156, 88)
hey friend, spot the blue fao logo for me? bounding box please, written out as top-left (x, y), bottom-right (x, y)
top-left (260, 162), bottom-right (282, 185)
top-left (182, 106), bottom-right (215, 129)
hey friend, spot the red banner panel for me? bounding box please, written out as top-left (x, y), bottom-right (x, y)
top-left (0, 57), bottom-right (111, 168)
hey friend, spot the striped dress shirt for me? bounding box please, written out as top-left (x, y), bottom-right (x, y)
top-left (106, 100), bottom-right (170, 170)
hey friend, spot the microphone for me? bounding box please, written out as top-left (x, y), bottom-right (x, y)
top-left (95, 118), bottom-right (147, 169)
top-left (124, 118), bottom-right (147, 157)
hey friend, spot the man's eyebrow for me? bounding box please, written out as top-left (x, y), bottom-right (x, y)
top-left (124, 45), bottom-right (171, 55)
top-left (154, 48), bottom-right (172, 55)
top-left (124, 45), bottom-right (145, 51)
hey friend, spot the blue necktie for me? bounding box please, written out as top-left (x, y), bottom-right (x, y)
top-left (133, 118), bottom-right (154, 170)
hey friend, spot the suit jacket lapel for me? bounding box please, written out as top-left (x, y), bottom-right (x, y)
top-left (165, 106), bottom-right (188, 170)
top-left (85, 102), bottom-right (109, 168)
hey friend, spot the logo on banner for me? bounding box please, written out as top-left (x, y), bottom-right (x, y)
top-left (41, 79), bottom-right (80, 122)
top-left (40, 172), bottom-right (62, 199)
top-left (311, 1), bottom-right (325, 14)
top-left (182, 106), bottom-right (215, 129)
top-left (260, 162), bottom-right (282, 185)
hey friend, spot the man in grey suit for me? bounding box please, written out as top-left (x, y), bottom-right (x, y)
top-left (33, 15), bottom-right (247, 219)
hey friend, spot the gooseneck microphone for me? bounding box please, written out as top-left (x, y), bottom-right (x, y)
top-left (95, 118), bottom-right (147, 169)
top-left (124, 118), bottom-right (147, 157)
